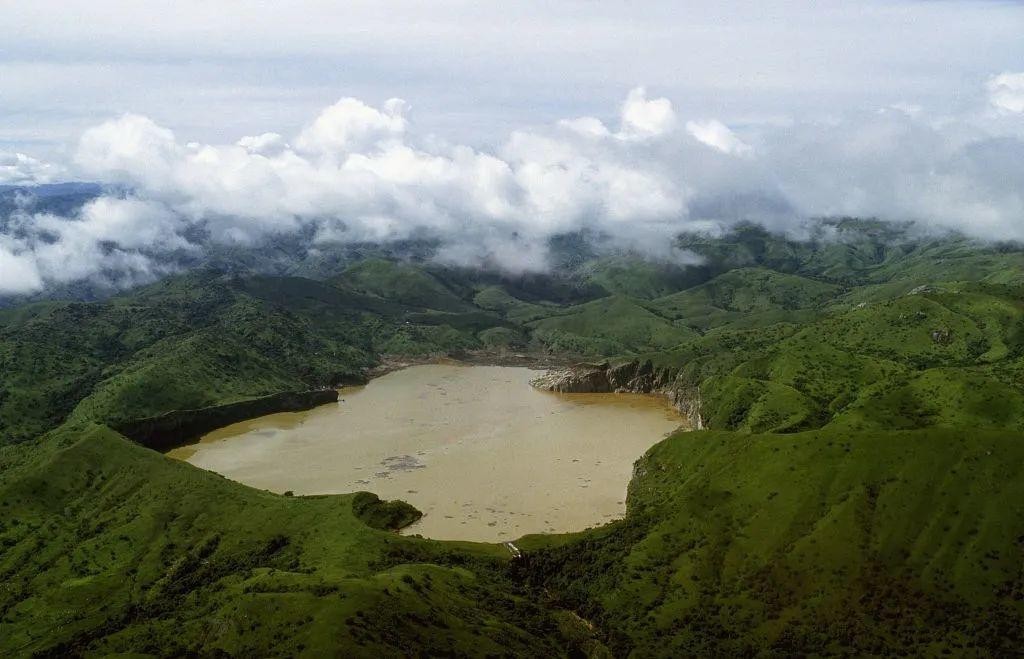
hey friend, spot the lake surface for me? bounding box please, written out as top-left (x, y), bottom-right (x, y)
top-left (169, 364), bottom-right (686, 542)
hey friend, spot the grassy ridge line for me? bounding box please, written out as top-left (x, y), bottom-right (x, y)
top-left (0, 271), bottom-right (490, 444)
top-left (7, 423), bottom-right (1022, 655)
top-left (516, 427), bottom-right (1024, 656)
top-left (0, 424), bottom-right (592, 656)
top-left (2, 222), bottom-right (1024, 654)
top-left (6, 225), bottom-right (1024, 444)
top-left (641, 283), bottom-right (1024, 434)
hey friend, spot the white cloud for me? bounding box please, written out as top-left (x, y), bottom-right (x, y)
top-left (619, 87), bottom-right (676, 139)
top-left (988, 72), bottom-right (1024, 114)
top-left (0, 151), bottom-right (62, 185)
top-left (685, 119), bottom-right (752, 156)
top-left (4, 75), bottom-right (1024, 297)
top-left (237, 132), bottom-right (286, 155)
top-left (766, 113), bottom-right (1024, 238)
top-left (0, 89), bottom-right (697, 295)
top-left (76, 114), bottom-right (179, 189)
top-left (294, 97), bottom-right (408, 156)
top-left (0, 196), bottom-right (191, 297)
top-left (0, 244), bottom-right (43, 294)
top-left (69, 90), bottom-right (687, 258)
top-left (45, 197), bottom-right (189, 250)
top-left (558, 117), bottom-right (611, 139)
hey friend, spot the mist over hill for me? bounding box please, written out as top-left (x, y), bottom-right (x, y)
top-left (4, 3), bottom-right (1024, 654)
top-left (3, 222), bottom-right (1024, 654)
top-left (4, 71), bottom-right (1024, 304)
top-left (3, 180), bottom-right (1017, 314)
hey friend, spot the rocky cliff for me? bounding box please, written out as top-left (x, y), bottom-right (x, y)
top-left (530, 360), bottom-right (704, 428)
top-left (115, 389), bottom-right (339, 451)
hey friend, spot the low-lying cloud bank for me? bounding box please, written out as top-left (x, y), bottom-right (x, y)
top-left (0, 152), bottom-right (63, 187)
top-left (2, 74), bottom-right (1023, 296)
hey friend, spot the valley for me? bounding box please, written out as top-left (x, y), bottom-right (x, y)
top-left (2, 220), bottom-right (1024, 656)
top-left (5, 5), bottom-right (1024, 654)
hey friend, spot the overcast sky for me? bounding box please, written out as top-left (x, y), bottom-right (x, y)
top-left (3, 0), bottom-right (1023, 158)
top-left (2, 1), bottom-right (1024, 294)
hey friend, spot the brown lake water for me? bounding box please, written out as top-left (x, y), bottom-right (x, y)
top-left (168, 364), bottom-right (686, 542)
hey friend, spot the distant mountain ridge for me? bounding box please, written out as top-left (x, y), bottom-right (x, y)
top-left (3, 206), bottom-right (1024, 655)
top-left (4, 182), bottom-right (1020, 309)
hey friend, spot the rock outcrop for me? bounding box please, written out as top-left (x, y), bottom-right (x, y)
top-left (529, 363), bottom-right (616, 393)
top-left (531, 360), bottom-right (704, 428)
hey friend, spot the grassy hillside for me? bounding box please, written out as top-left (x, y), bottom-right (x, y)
top-left (4, 221), bottom-right (1024, 655)
top-left (516, 427), bottom-right (1024, 656)
top-left (0, 425), bottom-right (584, 656)
top-left (528, 296), bottom-right (699, 356)
top-left (333, 258), bottom-right (472, 312)
top-left (650, 267), bottom-right (838, 332)
top-left (0, 272), bottom-right (500, 444)
top-left (577, 256), bottom-right (704, 299)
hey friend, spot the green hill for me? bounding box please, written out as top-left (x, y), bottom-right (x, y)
top-left (333, 258), bottom-right (471, 312)
top-left (0, 424), bottom-right (577, 656)
top-left (516, 426), bottom-right (1024, 656)
top-left (650, 267), bottom-right (838, 331)
top-left (528, 295), bottom-right (699, 356)
top-left (578, 256), bottom-right (705, 299)
top-left (4, 223), bottom-right (1024, 654)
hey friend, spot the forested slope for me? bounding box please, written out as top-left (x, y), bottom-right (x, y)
top-left (3, 221), bottom-right (1024, 656)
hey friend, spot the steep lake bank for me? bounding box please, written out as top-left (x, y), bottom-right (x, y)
top-left (169, 364), bottom-right (686, 541)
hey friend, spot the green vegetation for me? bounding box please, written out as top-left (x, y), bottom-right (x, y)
top-left (3, 220), bottom-right (1024, 655)
top-left (529, 296), bottom-right (699, 356)
top-left (334, 258), bottom-right (472, 312)
top-left (0, 425), bottom-right (580, 656)
top-left (351, 492), bottom-right (424, 531)
top-left (516, 427), bottom-right (1024, 656)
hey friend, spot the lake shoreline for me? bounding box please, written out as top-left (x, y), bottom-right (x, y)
top-left (170, 364), bottom-right (687, 543)
top-left (142, 351), bottom-right (567, 454)
top-left (122, 389), bottom-right (340, 453)
top-left (364, 349), bottom-right (574, 379)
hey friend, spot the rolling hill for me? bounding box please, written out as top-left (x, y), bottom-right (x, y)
top-left (3, 221), bottom-right (1024, 655)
